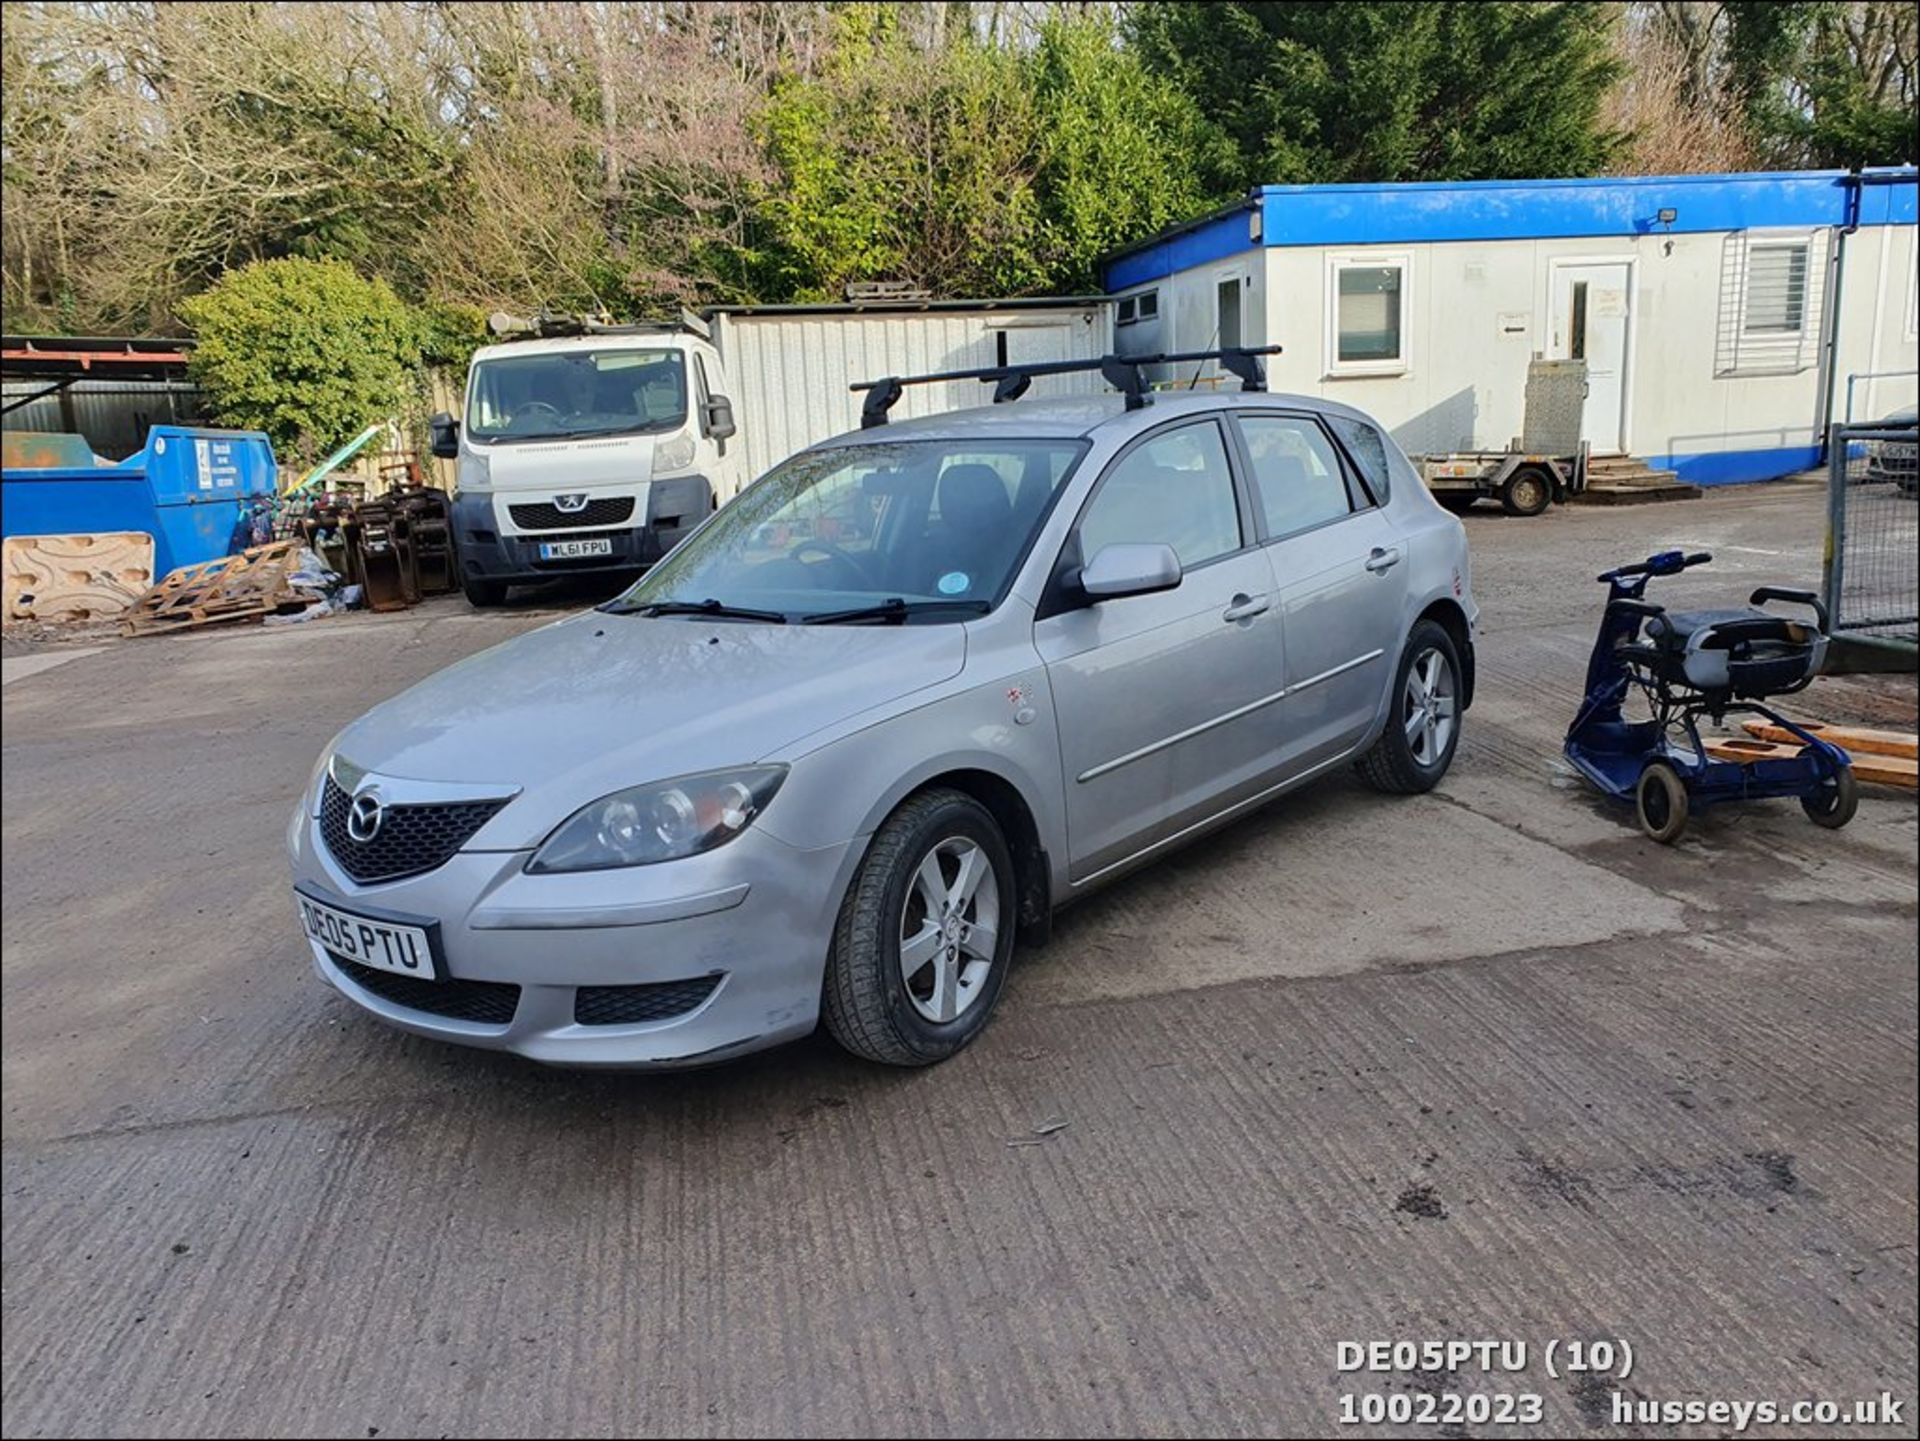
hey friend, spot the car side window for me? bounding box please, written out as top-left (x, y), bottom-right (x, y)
top-left (1326, 414), bottom-right (1391, 503)
top-left (1077, 422), bottom-right (1242, 570)
top-left (1239, 416), bottom-right (1355, 540)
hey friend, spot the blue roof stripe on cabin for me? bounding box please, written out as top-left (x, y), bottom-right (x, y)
top-left (1104, 169), bottom-right (1918, 291)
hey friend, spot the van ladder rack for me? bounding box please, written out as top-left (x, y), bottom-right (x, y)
top-left (851, 345), bottom-right (1284, 428)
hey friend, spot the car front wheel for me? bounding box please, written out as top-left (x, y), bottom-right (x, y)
top-left (823, 788), bottom-right (1015, 1066)
top-left (1354, 619), bottom-right (1463, 794)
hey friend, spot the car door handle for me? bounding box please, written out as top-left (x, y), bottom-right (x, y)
top-left (1365, 547), bottom-right (1403, 574)
top-left (1222, 593), bottom-right (1271, 623)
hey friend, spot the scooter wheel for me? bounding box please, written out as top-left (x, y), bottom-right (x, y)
top-left (1801, 765), bottom-right (1858, 829)
top-left (1636, 762), bottom-right (1689, 844)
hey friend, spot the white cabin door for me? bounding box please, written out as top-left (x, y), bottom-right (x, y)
top-left (1549, 263), bottom-right (1630, 452)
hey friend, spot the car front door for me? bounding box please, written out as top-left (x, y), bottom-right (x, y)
top-left (1232, 412), bottom-right (1409, 773)
top-left (1033, 418), bottom-right (1289, 884)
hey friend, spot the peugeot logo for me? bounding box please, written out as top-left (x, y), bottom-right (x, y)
top-left (346, 791), bottom-right (385, 843)
top-left (553, 493), bottom-right (589, 513)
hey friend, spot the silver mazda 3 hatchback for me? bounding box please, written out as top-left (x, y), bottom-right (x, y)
top-left (290, 379), bottom-right (1476, 1068)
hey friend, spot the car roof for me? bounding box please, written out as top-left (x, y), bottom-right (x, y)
top-left (820, 389), bottom-right (1368, 449)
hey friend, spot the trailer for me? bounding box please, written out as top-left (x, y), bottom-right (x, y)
top-left (1415, 444), bottom-right (1589, 516)
top-left (1413, 357), bottom-right (1590, 517)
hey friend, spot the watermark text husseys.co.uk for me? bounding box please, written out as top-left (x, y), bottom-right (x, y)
top-left (1614, 1391), bottom-right (1905, 1431)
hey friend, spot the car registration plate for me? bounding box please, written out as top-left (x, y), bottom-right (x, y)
top-left (297, 892), bottom-right (438, 980)
top-left (539, 537), bottom-right (614, 560)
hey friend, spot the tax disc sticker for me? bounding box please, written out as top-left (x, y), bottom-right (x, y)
top-left (937, 571), bottom-right (970, 595)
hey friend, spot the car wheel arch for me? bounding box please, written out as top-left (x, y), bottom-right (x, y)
top-left (1416, 597), bottom-right (1474, 710)
top-left (847, 765), bottom-right (1053, 947)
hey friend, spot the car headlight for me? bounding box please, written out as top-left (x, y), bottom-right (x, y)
top-left (653, 433), bottom-right (696, 475)
top-left (527, 766), bottom-right (787, 872)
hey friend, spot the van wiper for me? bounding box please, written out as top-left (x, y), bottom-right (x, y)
top-left (801, 597), bottom-right (992, 625)
top-left (603, 597), bottom-right (788, 623)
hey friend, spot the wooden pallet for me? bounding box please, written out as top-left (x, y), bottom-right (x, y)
top-left (1706, 735), bottom-right (1918, 789)
top-left (121, 541), bottom-right (317, 636)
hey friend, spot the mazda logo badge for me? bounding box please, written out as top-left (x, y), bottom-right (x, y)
top-left (553, 493), bottom-right (588, 513)
top-left (347, 791), bottom-right (385, 843)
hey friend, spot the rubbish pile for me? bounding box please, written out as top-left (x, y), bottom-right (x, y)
top-left (120, 540), bottom-right (344, 635)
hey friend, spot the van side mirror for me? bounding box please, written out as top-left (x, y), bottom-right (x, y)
top-left (1080, 542), bottom-right (1182, 602)
top-left (702, 394), bottom-right (737, 442)
top-left (428, 411), bottom-right (460, 459)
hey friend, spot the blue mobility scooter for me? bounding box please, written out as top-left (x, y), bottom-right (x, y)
top-left (1564, 550), bottom-right (1858, 844)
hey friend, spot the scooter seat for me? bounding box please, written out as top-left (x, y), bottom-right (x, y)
top-left (1641, 608), bottom-right (1824, 696)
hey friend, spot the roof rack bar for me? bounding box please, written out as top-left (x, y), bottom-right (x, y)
top-left (851, 345), bottom-right (1283, 425)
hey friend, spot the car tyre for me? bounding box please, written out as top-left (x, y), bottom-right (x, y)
top-left (823, 788), bottom-right (1016, 1067)
top-left (1354, 619), bottom-right (1464, 795)
top-left (463, 575), bottom-right (508, 608)
top-left (1636, 761), bottom-right (1690, 844)
top-left (1500, 466), bottom-right (1554, 517)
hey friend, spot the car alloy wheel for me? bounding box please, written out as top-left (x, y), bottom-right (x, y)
top-left (1403, 645), bottom-right (1457, 768)
top-left (898, 835), bottom-right (1000, 1024)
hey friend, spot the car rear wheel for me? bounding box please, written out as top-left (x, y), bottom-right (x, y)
top-left (823, 788), bottom-right (1015, 1066)
top-left (1354, 620), bottom-right (1463, 795)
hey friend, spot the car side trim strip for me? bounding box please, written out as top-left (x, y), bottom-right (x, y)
top-left (1073, 648), bottom-right (1383, 784)
top-left (1076, 685), bottom-right (1291, 783)
top-left (470, 882), bottom-right (751, 930)
top-left (1291, 648), bottom-right (1385, 693)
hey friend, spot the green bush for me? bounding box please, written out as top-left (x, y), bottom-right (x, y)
top-left (179, 258), bottom-right (423, 464)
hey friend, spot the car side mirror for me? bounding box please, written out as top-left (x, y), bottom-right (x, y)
top-left (1080, 542), bottom-right (1182, 602)
top-left (428, 411), bottom-right (460, 459)
top-left (702, 394), bottom-right (737, 442)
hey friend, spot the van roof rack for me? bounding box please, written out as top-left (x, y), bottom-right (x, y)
top-left (487, 307), bottom-right (711, 342)
top-left (851, 345), bottom-right (1283, 428)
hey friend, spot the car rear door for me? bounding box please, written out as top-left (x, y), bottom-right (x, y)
top-left (1033, 417), bottom-right (1290, 884)
top-left (1230, 411), bottom-right (1409, 773)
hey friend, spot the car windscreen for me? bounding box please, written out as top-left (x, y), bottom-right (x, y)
top-left (613, 438), bottom-right (1088, 622)
top-left (466, 349), bottom-right (687, 442)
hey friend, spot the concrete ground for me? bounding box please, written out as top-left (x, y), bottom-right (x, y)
top-left (2, 482), bottom-right (1914, 1438)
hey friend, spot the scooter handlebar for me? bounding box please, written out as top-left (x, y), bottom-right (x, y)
top-left (1599, 549), bottom-right (1713, 582)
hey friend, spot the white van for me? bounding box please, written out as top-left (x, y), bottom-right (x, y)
top-left (428, 300), bottom-right (1115, 606)
top-left (429, 318), bottom-right (743, 607)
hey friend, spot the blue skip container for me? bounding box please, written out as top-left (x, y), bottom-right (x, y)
top-left (0, 425), bottom-right (279, 577)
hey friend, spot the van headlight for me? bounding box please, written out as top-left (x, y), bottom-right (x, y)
top-left (527, 766), bottom-right (787, 872)
top-left (653, 433), bottom-right (696, 475)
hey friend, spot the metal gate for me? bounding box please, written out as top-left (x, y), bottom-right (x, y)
top-left (1824, 420), bottom-right (1919, 640)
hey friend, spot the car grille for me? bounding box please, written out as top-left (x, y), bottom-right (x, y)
top-left (319, 777), bottom-right (508, 885)
top-left (329, 952), bottom-right (521, 1026)
top-left (510, 497), bottom-right (635, 530)
top-left (574, 975), bottom-right (722, 1026)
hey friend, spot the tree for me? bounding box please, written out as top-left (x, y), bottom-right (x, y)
top-left (755, 5), bottom-right (1047, 299)
top-left (1130, 1), bottom-right (1627, 185)
top-left (1028, 14), bottom-right (1239, 290)
top-left (179, 258), bottom-right (422, 463)
top-left (1725, 1), bottom-right (1918, 167)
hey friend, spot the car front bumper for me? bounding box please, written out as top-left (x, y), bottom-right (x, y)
top-left (289, 811), bottom-right (856, 1068)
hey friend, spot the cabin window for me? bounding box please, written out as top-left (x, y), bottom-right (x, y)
top-left (1328, 257), bottom-right (1408, 375)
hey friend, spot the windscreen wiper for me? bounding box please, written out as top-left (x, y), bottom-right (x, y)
top-left (801, 597), bottom-right (992, 625)
top-left (602, 597), bottom-right (788, 623)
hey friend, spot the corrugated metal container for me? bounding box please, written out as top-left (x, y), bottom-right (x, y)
top-left (1, 425), bottom-right (277, 576)
top-left (712, 304), bottom-right (1112, 480)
